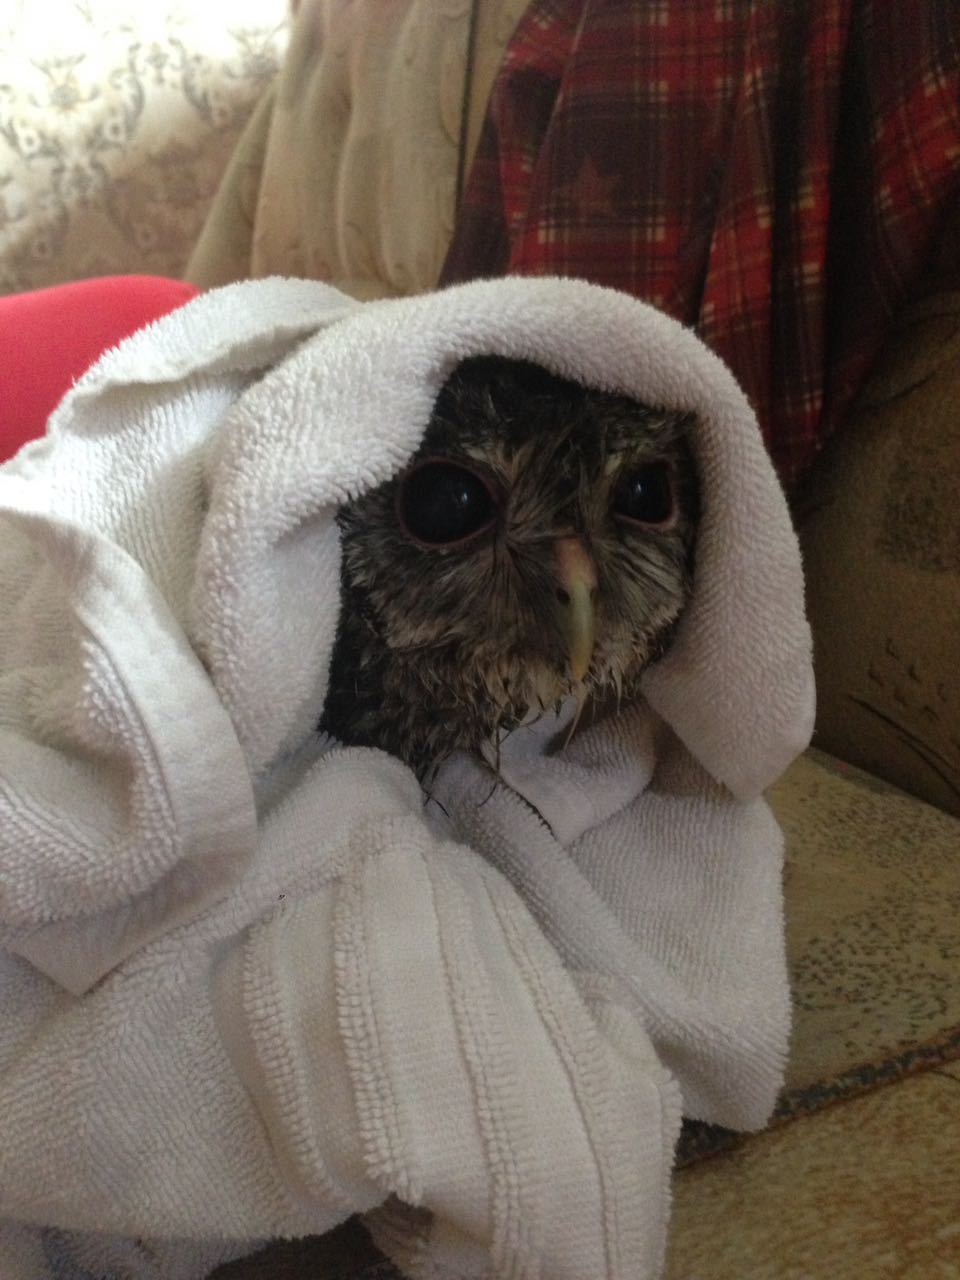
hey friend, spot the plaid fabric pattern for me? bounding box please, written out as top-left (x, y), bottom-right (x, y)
top-left (442, 0), bottom-right (960, 486)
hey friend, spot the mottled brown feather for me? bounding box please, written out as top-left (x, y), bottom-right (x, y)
top-left (322, 356), bottom-right (699, 776)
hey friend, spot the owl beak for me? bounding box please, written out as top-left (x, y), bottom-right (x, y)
top-left (553, 536), bottom-right (597, 683)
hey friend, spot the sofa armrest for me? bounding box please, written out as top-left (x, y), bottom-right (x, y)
top-left (795, 286), bottom-right (960, 815)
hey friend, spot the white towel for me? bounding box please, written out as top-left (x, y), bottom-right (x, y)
top-left (0, 276), bottom-right (814, 1280)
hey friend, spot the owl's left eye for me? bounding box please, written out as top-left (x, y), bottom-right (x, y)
top-left (612, 461), bottom-right (675, 527)
top-left (397, 460), bottom-right (498, 547)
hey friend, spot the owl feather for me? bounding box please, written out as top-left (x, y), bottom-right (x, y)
top-left (321, 356), bottom-right (699, 777)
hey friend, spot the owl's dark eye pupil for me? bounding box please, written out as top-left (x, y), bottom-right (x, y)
top-left (612, 462), bottom-right (674, 526)
top-left (398, 461), bottom-right (497, 546)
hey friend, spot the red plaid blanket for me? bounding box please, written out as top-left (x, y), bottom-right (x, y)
top-left (442, 0), bottom-right (960, 486)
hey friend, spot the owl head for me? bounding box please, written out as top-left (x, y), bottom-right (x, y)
top-left (324, 355), bottom-right (700, 775)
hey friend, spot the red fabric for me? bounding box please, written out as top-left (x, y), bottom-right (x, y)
top-left (442, 0), bottom-right (960, 486)
top-left (0, 275), bottom-right (199, 464)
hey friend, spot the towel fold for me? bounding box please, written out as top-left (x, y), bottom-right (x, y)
top-left (0, 276), bottom-right (813, 1279)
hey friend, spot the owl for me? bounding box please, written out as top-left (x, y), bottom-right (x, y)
top-left (321, 355), bottom-right (699, 777)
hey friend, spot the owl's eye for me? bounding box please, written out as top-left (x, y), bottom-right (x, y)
top-left (612, 462), bottom-right (675, 526)
top-left (397, 460), bottom-right (498, 547)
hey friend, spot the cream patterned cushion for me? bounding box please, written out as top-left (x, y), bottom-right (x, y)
top-left (0, 0), bottom-right (289, 293)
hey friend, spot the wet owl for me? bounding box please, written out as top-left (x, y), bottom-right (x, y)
top-left (321, 355), bottom-right (699, 777)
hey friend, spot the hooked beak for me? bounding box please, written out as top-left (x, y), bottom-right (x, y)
top-left (553, 536), bottom-right (597, 683)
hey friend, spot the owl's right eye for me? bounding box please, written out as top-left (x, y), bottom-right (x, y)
top-left (397, 460), bottom-right (498, 547)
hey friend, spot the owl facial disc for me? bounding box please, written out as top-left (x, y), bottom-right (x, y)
top-left (323, 355), bottom-right (699, 777)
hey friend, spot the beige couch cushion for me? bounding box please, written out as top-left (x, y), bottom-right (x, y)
top-left (667, 1067), bottom-right (960, 1280)
top-left (186, 0), bottom-right (529, 298)
top-left (772, 749), bottom-right (960, 1095)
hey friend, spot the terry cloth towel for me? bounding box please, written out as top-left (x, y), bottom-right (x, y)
top-left (0, 277), bottom-right (814, 1280)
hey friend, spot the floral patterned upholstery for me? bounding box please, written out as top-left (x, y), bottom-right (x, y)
top-left (0, 0), bottom-right (289, 293)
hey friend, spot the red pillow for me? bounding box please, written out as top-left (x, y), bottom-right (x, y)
top-left (0, 275), bottom-right (199, 464)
